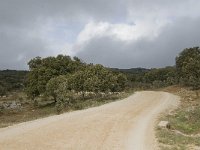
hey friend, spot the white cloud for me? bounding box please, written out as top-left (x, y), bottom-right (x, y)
top-left (73, 18), bottom-right (170, 55)
top-left (76, 21), bottom-right (158, 42)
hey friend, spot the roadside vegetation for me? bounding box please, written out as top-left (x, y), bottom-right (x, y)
top-left (25, 55), bottom-right (127, 113)
top-left (0, 45), bottom-right (200, 138)
top-left (0, 55), bottom-right (130, 127)
top-left (0, 70), bottom-right (27, 96)
top-left (156, 47), bottom-right (200, 150)
top-left (157, 87), bottom-right (200, 150)
top-left (0, 91), bottom-right (130, 128)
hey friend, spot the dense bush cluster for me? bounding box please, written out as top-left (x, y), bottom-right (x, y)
top-left (114, 47), bottom-right (200, 90)
top-left (26, 55), bottom-right (127, 112)
top-left (26, 55), bottom-right (85, 99)
top-left (0, 70), bottom-right (27, 96)
top-left (176, 47), bottom-right (200, 89)
top-left (116, 66), bottom-right (177, 89)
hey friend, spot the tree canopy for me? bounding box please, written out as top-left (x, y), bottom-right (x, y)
top-left (26, 55), bottom-right (127, 102)
top-left (26, 55), bottom-right (85, 99)
top-left (176, 47), bottom-right (200, 89)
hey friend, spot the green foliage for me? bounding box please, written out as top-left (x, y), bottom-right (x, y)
top-left (28, 56), bottom-right (42, 70)
top-left (176, 47), bottom-right (200, 89)
top-left (67, 64), bottom-right (127, 94)
top-left (67, 70), bottom-right (86, 93)
top-left (55, 82), bottom-right (74, 114)
top-left (169, 107), bottom-right (200, 134)
top-left (0, 85), bottom-right (6, 96)
top-left (119, 46), bottom-right (200, 90)
top-left (118, 66), bottom-right (177, 89)
top-left (110, 67), bottom-right (148, 83)
top-left (26, 55), bottom-right (85, 99)
top-left (144, 67), bottom-right (177, 85)
top-left (26, 70), bottom-right (39, 99)
top-left (26, 55), bottom-right (127, 112)
top-left (46, 76), bottom-right (67, 102)
top-left (0, 70), bottom-right (27, 95)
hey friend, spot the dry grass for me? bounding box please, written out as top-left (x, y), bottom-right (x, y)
top-left (0, 91), bottom-right (131, 128)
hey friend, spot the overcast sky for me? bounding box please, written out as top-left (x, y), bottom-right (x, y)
top-left (0, 0), bottom-right (200, 70)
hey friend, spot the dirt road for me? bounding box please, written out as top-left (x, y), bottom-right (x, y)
top-left (0, 91), bottom-right (179, 150)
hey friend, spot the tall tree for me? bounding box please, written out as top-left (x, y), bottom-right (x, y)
top-left (176, 47), bottom-right (200, 89)
top-left (26, 55), bottom-right (84, 100)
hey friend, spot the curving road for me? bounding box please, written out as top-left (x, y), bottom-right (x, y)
top-left (0, 91), bottom-right (179, 150)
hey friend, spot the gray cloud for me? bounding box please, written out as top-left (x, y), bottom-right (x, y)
top-left (77, 17), bottom-right (200, 68)
top-left (0, 26), bottom-right (48, 69)
top-left (0, 0), bottom-right (126, 26)
top-left (0, 0), bottom-right (200, 69)
top-left (0, 0), bottom-right (127, 70)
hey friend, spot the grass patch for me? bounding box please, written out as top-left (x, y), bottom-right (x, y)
top-left (157, 128), bottom-right (200, 150)
top-left (156, 86), bottom-right (200, 149)
top-left (0, 105), bottom-right (55, 128)
top-left (169, 107), bottom-right (200, 134)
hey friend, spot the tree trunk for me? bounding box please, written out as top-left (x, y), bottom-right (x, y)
top-left (33, 99), bottom-right (38, 107)
top-left (82, 92), bottom-right (85, 100)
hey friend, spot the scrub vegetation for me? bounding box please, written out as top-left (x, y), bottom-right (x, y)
top-left (156, 47), bottom-right (200, 149)
top-left (0, 46), bottom-right (200, 134)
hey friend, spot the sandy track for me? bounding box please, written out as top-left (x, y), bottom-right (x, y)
top-left (0, 91), bottom-right (179, 150)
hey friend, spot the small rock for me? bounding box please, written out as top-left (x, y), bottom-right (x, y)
top-left (9, 101), bottom-right (21, 109)
top-left (2, 101), bottom-right (22, 110)
top-left (158, 121), bottom-right (171, 129)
